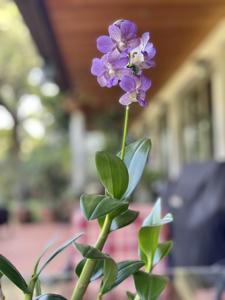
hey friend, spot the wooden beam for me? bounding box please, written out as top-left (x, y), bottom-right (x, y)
top-left (14, 0), bottom-right (71, 91)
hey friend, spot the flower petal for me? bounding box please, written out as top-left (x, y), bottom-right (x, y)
top-left (141, 32), bottom-right (150, 48)
top-left (108, 76), bottom-right (119, 87)
top-left (112, 56), bottom-right (128, 69)
top-left (108, 24), bottom-right (121, 42)
top-left (120, 20), bottom-right (137, 40)
top-left (97, 35), bottom-right (114, 53)
top-left (127, 38), bottom-right (141, 50)
top-left (119, 93), bottom-right (133, 106)
top-left (140, 75), bottom-right (151, 91)
top-left (137, 90), bottom-right (147, 106)
top-left (145, 42), bottom-right (156, 59)
top-left (91, 58), bottom-right (105, 76)
top-left (119, 75), bottom-right (136, 92)
top-left (97, 75), bottom-right (108, 87)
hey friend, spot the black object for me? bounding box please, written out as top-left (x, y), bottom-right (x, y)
top-left (0, 207), bottom-right (9, 225)
top-left (159, 161), bottom-right (225, 267)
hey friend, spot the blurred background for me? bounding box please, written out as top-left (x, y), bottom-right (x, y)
top-left (0, 0), bottom-right (225, 299)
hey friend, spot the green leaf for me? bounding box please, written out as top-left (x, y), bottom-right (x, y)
top-left (105, 260), bottom-right (144, 292)
top-left (75, 243), bottom-right (106, 259)
top-left (110, 209), bottom-right (139, 232)
top-left (35, 279), bottom-right (42, 296)
top-left (134, 271), bottom-right (168, 300)
top-left (142, 199), bottom-right (173, 227)
top-left (37, 234), bottom-right (82, 276)
top-left (34, 294), bottom-right (67, 300)
top-left (33, 238), bottom-right (56, 275)
top-left (121, 139), bottom-right (151, 198)
top-left (95, 151), bottom-right (129, 199)
top-left (138, 226), bottom-right (161, 270)
top-left (80, 194), bottom-right (128, 220)
top-left (0, 254), bottom-right (29, 293)
top-left (138, 199), bottom-right (173, 271)
top-left (75, 259), bottom-right (103, 282)
top-left (101, 258), bottom-right (117, 294)
top-left (74, 243), bottom-right (117, 294)
top-left (127, 292), bottom-right (136, 300)
top-left (153, 241), bottom-right (173, 267)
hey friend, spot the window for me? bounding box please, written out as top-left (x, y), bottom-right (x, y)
top-left (180, 78), bottom-right (213, 163)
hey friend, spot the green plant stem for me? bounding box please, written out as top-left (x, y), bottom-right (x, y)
top-left (70, 106), bottom-right (130, 300)
top-left (97, 292), bottom-right (103, 300)
top-left (24, 277), bottom-right (37, 300)
top-left (120, 105), bottom-right (130, 160)
top-left (0, 280), bottom-right (5, 300)
top-left (70, 215), bottom-right (112, 300)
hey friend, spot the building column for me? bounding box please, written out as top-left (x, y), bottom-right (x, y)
top-left (167, 97), bottom-right (182, 179)
top-left (69, 109), bottom-right (86, 195)
top-left (211, 46), bottom-right (225, 161)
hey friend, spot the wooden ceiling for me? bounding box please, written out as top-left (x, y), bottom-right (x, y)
top-left (45, 0), bottom-right (225, 113)
top-left (21, 0), bottom-right (225, 113)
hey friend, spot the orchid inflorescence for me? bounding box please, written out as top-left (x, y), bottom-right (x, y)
top-left (91, 19), bottom-right (156, 106)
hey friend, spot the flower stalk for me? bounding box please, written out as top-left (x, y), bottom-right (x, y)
top-left (120, 105), bottom-right (130, 160)
top-left (70, 106), bottom-right (130, 300)
top-left (70, 215), bottom-right (112, 300)
top-left (24, 277), bottom-right (37, 300)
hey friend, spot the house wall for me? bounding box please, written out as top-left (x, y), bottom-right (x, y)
top-left (132, 20), bottom-right (225, 179)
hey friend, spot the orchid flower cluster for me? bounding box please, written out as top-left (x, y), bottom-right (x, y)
top-left (0, 20), bottom-right (172, 300)
top-left (91, 19), bottom-right (156, 106)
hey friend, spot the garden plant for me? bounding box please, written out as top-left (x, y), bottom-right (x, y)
top-left (0, 19), bottom-right (173, 300)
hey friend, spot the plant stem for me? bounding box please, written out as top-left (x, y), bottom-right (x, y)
top-left (70, 215), bottom-right (112, 300)
top-left (70, 106), bottom-right (130, 300)
top-left (24, 278), bottom-right (36, 300)
top-left (120, 105), bottom-right (130, 160)
top-left (97, 292), bottom-right (103, 300)
top-left (0, 280), bottom-right (5, 300)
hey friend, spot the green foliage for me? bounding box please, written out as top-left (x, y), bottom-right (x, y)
top-left (110, 209), bottom-right (139, 231)
top-left (106, 260), bottom-right (144, 293)
top-left (74, 138), bottom-right (173, 299)
top-left (36, 234), bottom-right (82, 276)
top-left (0, 254), bottom-right (29, 293)
top-left (0, 0), bottom-right (70, 208)
top-left (80, 194), bottom-right (127, 220)
top-left (95, 151), bottom-right (129, 199)
top-left (121, 138), bottom-right (151, 198)
top-left (127, 292), bottom-right (136, 300)
top-left (74, 243), bottom-right (117, 294)
top-left (34, 295), bottom-right (67, 300)
top-left (134, 272), bottom-right (168, 300)
top-left (139, 226), bottom-right (161, 271)
top-left (0, 0), bottom-right (40, 86)
top-left (76, 259), bottom-right (103, 282)
top-left (142, 199), bottom-right (173, 227)
top-left (138, 199), bottom-right (173, 272)
top-left (35, 279), bottom-right (42, 297)
top-left (153, 241), bottom-right (173, 267)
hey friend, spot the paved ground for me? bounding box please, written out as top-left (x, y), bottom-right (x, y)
top-left (1, 222), bottom-right (75, 299)
top-left (1, 223), bottom-right (73, 277)
top-left (1, 222), bottom-right (223, 300)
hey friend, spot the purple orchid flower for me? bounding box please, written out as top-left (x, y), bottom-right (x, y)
top-left (91, 49), bottom-right (128, 88)
top-left (91, 19), bottom-right (156, 107)
top-left (119, 73), bottom-right (151, 106)
top-left (97, 19), bottom-right (140, 54)
top-left (129, 32), bottom-right (156, 74)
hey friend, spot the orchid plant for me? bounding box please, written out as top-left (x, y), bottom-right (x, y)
top-left (0, 20), bottom-right (173, 300)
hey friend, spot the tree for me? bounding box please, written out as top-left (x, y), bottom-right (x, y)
top-left (0, 0), bottom-right (41, 155)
